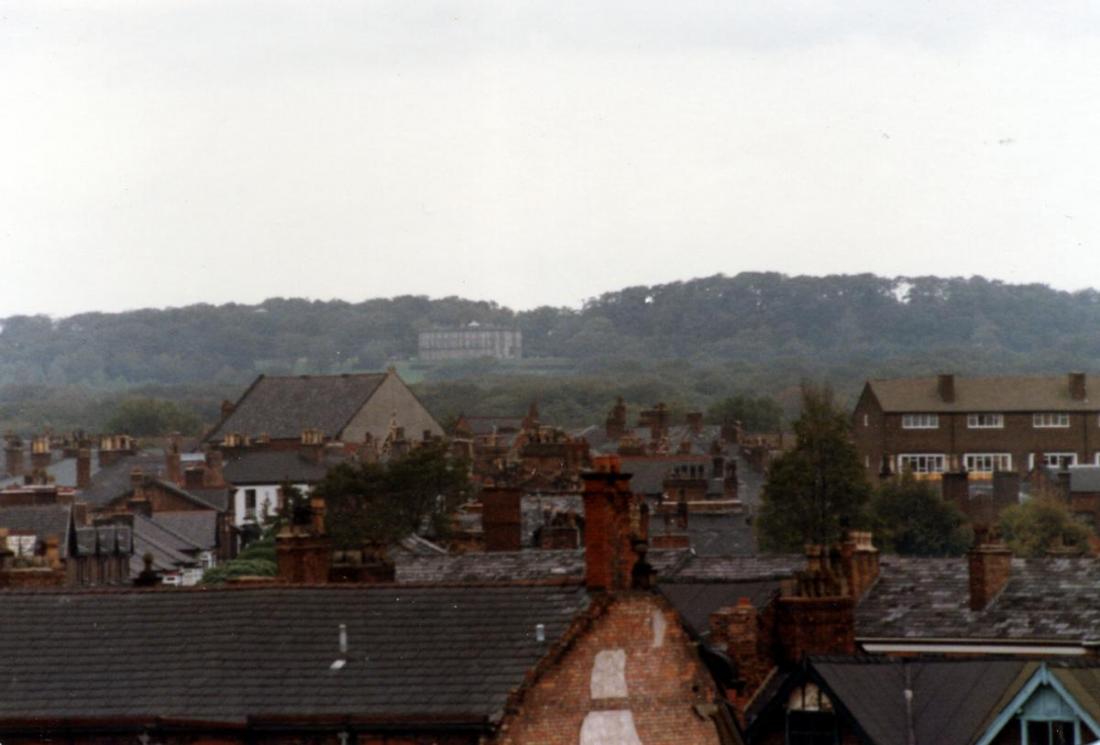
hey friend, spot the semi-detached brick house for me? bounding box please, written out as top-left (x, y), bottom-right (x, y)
top-left (852, 372), bottom-right (1100, 481)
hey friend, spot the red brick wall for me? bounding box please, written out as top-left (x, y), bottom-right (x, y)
top-left (494, 594), bottom-right (722, 745)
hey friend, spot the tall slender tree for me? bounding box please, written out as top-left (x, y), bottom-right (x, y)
top-left (757, 382), bottom-right (871, 551)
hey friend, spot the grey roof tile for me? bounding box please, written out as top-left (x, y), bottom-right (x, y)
top-left (0, 585), bottom-right (588, 724)
top-left (206, 373), bottom-right (387, 441)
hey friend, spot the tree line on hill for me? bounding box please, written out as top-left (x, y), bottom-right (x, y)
top-left (6, 271), bottom-right (1100, 432)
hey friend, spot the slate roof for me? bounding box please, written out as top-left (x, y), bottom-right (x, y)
top-left (0, 504), bottom-right (72, 558)
top-left (659, 580), bottom-right (784, 638)
top-left (0, 584), bottom-right (587, 725)
top-left (394, 548), bottom-right (691, 584)
top-left (857, 556), bottom-right (1100, 641)
top-left (184, 486), bottom-right (231, 512)
top-left (77, 452), bottom-right (166, 507)
top-left (222, 450), bottom-right (335, 485)
top-left (206, 373), bottom-right (388, 441)
top-left (150, 511), bottom-right (219, 551)
top-left (131, 514), bottom-right (203, 574)
top-left (867, 374), bottom-right (1100, 413)
top-left (650, 511), bottom-right (757, 557)
top-left (806, 657), bottom-right (1030, 745)
top-left (662, 554), bottom-right (803, 582)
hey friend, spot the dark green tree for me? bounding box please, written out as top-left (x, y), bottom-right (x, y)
top-left (313, 441), bottom-right (471, 549)
top-left (105, 397), bottom-right (203, 436)
top-left (757, 382), bottom-right (871, 551)
top-left (999, 493), bottom-right (1093, 558)
top-left (705, 393), bottom-right (784, 433)
top-left (871, 472), bottom-right (971, 556)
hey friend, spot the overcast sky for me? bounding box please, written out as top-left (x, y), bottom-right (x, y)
top-left (3, 1), bottom-right (1100, 318)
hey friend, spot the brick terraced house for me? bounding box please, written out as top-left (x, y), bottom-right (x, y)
top-left (853, 372), bottom-right (1100, 481)
top-left (0, 456), bottom-right (742, 745)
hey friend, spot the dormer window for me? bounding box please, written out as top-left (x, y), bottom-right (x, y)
top-left (967, 414), bottom-right (1004, 429)
top-left (902, 414), bottom-right (939, 429)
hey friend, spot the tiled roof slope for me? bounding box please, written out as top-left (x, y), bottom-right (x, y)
top-left (867, 374), bottom-right (1100, 413)
top-left (149, 511), bottom-right (218, 550)
top-left (857, 556), bottom-right (1100, 641)
top-left (395, 548), bottom-right (691, 584)
top-left (222, 450), bottom-right (335, 485)
top-left (809, 657), bottom-right (1029, 745)
top-left (659, 580), bottom-right (783, 637)
top-left (0, 504), bottom-right (72, 557)
top-left (662, 554), bottom-right (803, 582)
top-left (78, 452), bottom-right (166, 507)
top-left (0, 585), bottom-right (587, 724)
top-left (206, 373), bottom-right (387, 441)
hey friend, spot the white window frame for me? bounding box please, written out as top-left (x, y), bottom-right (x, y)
top-left (897, 454), bottom-right (946, 474)
top-left (1033, 413), bottom-right (1070, 428)
top-left (901, 414), bottom-right (939, 430)
top-left (967, 413), bottom-right (1004, 429)
top-left (964, 453), bottom-right (1012, 472)
top-left (1029, 452), bottom-right (1078, 470)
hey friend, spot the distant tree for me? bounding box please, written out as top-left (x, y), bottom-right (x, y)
top-left (757, 383), bottom-right (871, 551)
top-left (313, 440), bottom-right (471, 549)
top-left (999, 493), bottom-right (1093, 558)
top-left (105, 397), bottom-right (203, 436)
top-left (705, 393), bottom-right (784, 433)
top-left (871, 472), bottom-right (971, 556)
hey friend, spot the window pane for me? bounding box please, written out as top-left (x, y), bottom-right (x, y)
top-left (1027, 721), bottom-right (1050, 745)
top-left (1051, 721), bottom-right (1073, 745)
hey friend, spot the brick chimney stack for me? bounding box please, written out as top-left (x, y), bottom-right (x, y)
top-left (582, 454), bottom-right (647, 592)
top-left (1069, 372), bottom-right (1087, 401)
top-left (76, 448), bottom-right (91, 489)
top-left (605, 397), bottom-right (627, 440)
top-left (276, 496), bottom-right (332, 584)
top-left (839, 531), bottom-right (880, 600)
top-left (165, 434), bottom-right (182, 486)
top-left (184, 466), bottom-right (205, 490)
top-left (204, 450), bottom-right (224, 487)
top-left (937, 373), bottom-right (956, 403)
top-left (482, 485), bottom-right (523, 552)
top-left (968, 542), bottom-right (1012, 611)
top-left (4, 437), bottom-right (24, 479)
top-left (686, 411), bottom-right (704, 435)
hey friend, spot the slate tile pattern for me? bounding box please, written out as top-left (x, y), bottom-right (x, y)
top-left (149, 511), bottom-right (219, 552)
top-left (78, 452), bottom-right (166, 507)
top-left (808, 657), bottom-right (1030, 745)
top-left (858, 556), bottom-right (1100, 641)
top-left (0, 584), bottom-right (587, 724)
top-left (395, 548), bottom-right (692, 584)
top-left (222, 450), bottom-right (337, 486)
top-left (207, 373), bottom-right (387, 441)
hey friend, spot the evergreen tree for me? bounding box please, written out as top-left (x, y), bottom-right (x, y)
top-left (757, 382), bottom-right (871, 551)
